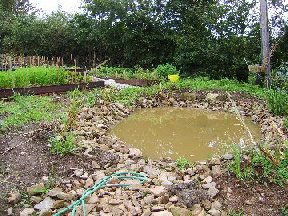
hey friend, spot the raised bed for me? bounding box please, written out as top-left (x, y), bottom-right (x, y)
top-left (0, 81), bottom-right (104, 98)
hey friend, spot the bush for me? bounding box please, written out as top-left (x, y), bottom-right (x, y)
top-left (154, 64), bottom-right (179, 79)
top-left (272, 62), bottom-right (288, 92)
top-left (50, 133), bottom-right (76, 156)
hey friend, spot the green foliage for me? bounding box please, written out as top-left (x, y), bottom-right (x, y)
top-left (0, 66), bottom-right (85, 88)
top-left (0, 95), bottom-right (61, 130)
top-left (267, 90), bottom-right (288, 116)
top-left (49, 132), bottom-right (76, 156)
top-left (281, 205), bottom-right (288, 216)
top-left (92, 66), bottom-right (159, 80)
top-left (176, 157), bottom-right (190, 170)
top-left (284, 118), bottom-right (288, 130)
top-left (229, 146), bottom-right (288, 186)
top-left (154, 64), bottom-right (179, 80)
top-left (228, 210), bottom-right (245, 216)
top-left (272, 62), bottom-right (288, 91)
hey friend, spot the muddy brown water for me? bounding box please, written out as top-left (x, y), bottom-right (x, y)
top-left (110, 108), bottom-right (261, 161)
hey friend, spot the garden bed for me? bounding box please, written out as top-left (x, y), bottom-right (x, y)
top-left (0, 81), bottom-right (104, 98)
top-left (1, 89), bottom-right (287, 216)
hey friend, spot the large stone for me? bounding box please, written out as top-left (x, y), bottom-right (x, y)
top-left (34, 197), bottom-right (55, 211)
top-left (207, 187), bottom-right (219, 199)
top-left (27, 183), bottom-right (45, 196)
top-left (208, 208), bottom-right (221, 216)
top-left (53, 200), bottom-right (66, 209)
top-left (206, 93), bottom-right (219, 101)
top-left (129, 148), bottom-right (142, 158)
top-left (39, 209), bottom-right (52, 216)
top-left (170, 207), bottom-right (193, 216)
top-left (150, 186), bottom-right (167, 197)
top-left (7, 192), bottom-right (21, 204)
top-left (152, 211), bottom-right (173, 216)
top-left (47, 188), bottom-right (62, 197)
top-left (20, 208), bottom-right (35, 216)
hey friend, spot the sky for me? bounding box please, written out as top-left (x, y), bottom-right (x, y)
top-left (29, 0), bottom-right (83, 14)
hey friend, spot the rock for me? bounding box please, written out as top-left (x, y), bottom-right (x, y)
top-left (144, 166), bottom-right (161, 177)
top-left (129, 148), bottom-right (142, 158)
top-left (201, 199), bottom-right (212, 210)
top-left (47, 188), bottom-right (62, 197)
top-left (203, 176), bottom-right (213, 184)
top-left (74, 169), bottom-right (84, 177)
top-left (152, 211), bottom-right (173, 216)
top-left (144, 195), bottom-right (154, 204)
top-left (169, 195), bottom-right (178, 203)
top-left (92, 161), bottom-right (101, 169)
top-left (207, 187), bottom-right (219, 198)
top-left (191, 205), bottom-right (205, 216)
top-left (30, 196), bottom-right (43, 204)
top-left (87, 194), bottom-right (99, 204)
top-left (80, 172), bottom-right (89, 180)
top-left (206, 93), bottom-right (219, 101)
top-left (202, 182), bottom-right (216, 189)
top-left (20, 208), bottom-right (35, 216)
top-left (56, 192), bottom-right (74, 201)
top-left (142, 209), bottom-right (152, 216)
top-left (53, 200), bottom-right (66, 209)
top-left (7, 207), bottom-right (13, 215)
top-left (85, 178), bottom-right (94, 188)
top-left (211, 165), bottom-right (221, 177)
top-left (152, 205), bottom-right (165, 212)
top-left (211, 200), bottom-right (222, 210)
top-left (39, 209), bottom-right (52, 216)
top-left (170, 207), bottom-right (193, 216)
top-left (109, 199), bottom-right (122, 205)
top-left (150, 186), bottom-right (167, 197)
top-left (222, 153), bottom-right (233, 160)
top-left (27, 183), bottom-right (45, 196)
top-left (34, 197), bottom-right (55, 211)
top-left (92, 171), bottom-right (106, 182)
top-left (7, 192), bottom-right (21, 204)
top-left (208, 208), bottom-right (221, 216)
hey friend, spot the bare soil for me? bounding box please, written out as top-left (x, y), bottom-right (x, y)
top-left (216, 173), bottom-right (288, 216)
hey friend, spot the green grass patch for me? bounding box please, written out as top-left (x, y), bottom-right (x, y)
top-left (0, 95), bottom-right (62, 130)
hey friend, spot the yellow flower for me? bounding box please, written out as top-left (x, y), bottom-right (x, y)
top-left (168, 74), bottom-right (180, 83)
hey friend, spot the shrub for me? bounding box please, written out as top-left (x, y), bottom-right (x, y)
top-left (154, 64), bottom-right (179, 79)
top-left (176, 157), bottom-right (190, 170)
top-left (50, 133), bottom-right (76, 156)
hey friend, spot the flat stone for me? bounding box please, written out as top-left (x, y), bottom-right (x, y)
top-left (222, 153), bottom-right (233, 160)
top-left (152, 205), bottom-right (165, 212)
top-left (211, 200), bottom-right (222, 210)
top-left (56, 192), bottom-right (74, 201)
top-left (34, 197), bottom-right (55, 211)
top-left (109, 199), bottom-right (122, 205)
top-left (74, 169), bottom-right (84, 177)
top-left (203, 176), bottom-right (213, 184)
top-left (142, 209), bottom-right (152, 216)
top-left (7, 192), bottom-right (21, 204)
top-left (30, 196), bottom-right (43, 204)
top-left (169, 195), bottom-right (178, 203)
top-left (87, 194), bottom-right (99, 204)
top-left (208, 187), bottom-right (219, 198)
top-left (39, 209), bottom-right (52, 216)
top-left (27, 183), bottom-right (45, 196)
top-left (208, 208), bottom-right (221, 216)
top-left (129, 148), bottom-right (142, 158)
top-left (20, 208), bottom-right (35, 216)
top-left (47, 187), bottom-right (62, 197)
top-left (151, 211), bottom-right (173, 216)
top-left (144, 195), bottom-right (154, 204)
top-left (53, 200), bottom-right (66, 209)
top-left (7, 207), bottom-right (13, 215)
top-left (170, 207), bottom-right (193, 216)
top-left (150, 186), bottom-right (166, 197)
top-left (85, 178), bottom-right (94, 188)
top-left (202, 182), bottom-right (216, 189)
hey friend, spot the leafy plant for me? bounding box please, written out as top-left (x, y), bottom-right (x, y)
top-left (228, 209), bottom-right (245, 216)
top-left (49, 132), bottom-right (76, 156)
top-left (284, 118), bottom-right (288, 130)
top-left (176, 157), bottom-right (190, 170)
top-left (154, 64), bottom-right (179, 80)
top-left (229, 145), bottom-right (288, 186)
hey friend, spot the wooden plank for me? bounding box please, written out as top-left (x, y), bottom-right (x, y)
top-left (0, 81), bottom-right (105, 98)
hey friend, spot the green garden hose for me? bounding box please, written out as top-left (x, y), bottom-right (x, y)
top-left (53, 172), bottom-right (148, 216)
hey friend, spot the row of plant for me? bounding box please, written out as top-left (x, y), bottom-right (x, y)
top-left (0, 66), bottom-right (89, 88)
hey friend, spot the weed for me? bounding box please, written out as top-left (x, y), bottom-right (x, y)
top-left (267, 90), bottom-right (288, 116)
top-left (284, 118), bottom-right (288, 130)
top-left (50, 132), bottom-right (76, 156)
top-left (281, 205), bottom-right (288, 216)
top-left (228, 209), bottom-right (245, 216)
top-left (228, 145), bottom-right (288, 186)
top-left (176, 157), bottom-right (190, 170)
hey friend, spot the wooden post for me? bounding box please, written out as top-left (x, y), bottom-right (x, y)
top-left (260, 0), bottom-right (271, 88)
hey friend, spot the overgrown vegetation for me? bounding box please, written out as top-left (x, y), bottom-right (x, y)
top-left (229, 145), bottom-right (288, 186)
top-left (0, 94), bottom-right (61, 131)
top-left (0, 66), bottom-right (87, 88)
